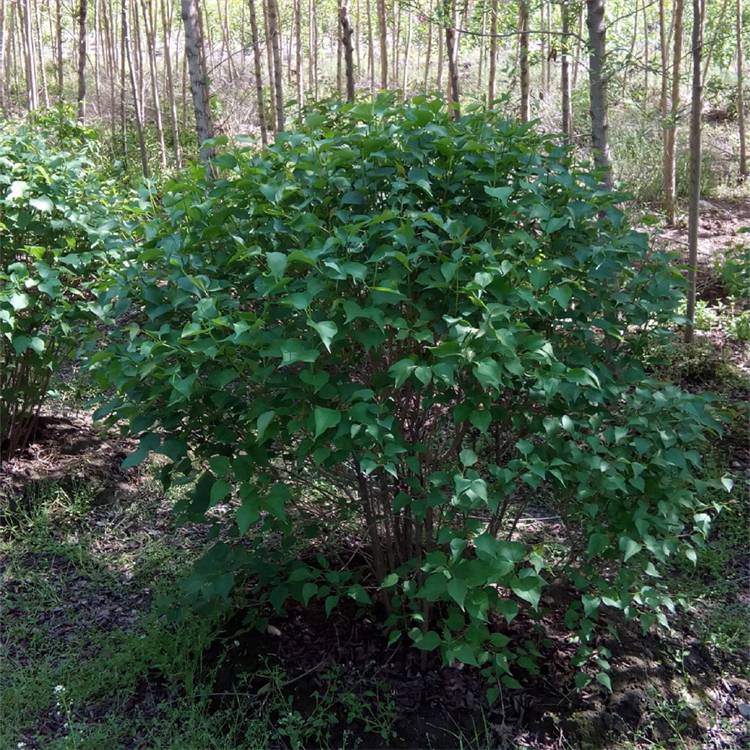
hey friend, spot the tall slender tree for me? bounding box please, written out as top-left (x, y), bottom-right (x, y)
top-left (248, 0), bottom-right (268, 145)
top-left (685, 0), bottom-right (704, 343)
top-left (664, 0), bottom-right (684, 224)
top-left (586, 0), bottom-right (612, 186)
top-left (737, 0), bottom-right (747, 180)
top-left (519, 0), bottom-right (529, 122)
top-left (181, 0), bottom-right (214, 161)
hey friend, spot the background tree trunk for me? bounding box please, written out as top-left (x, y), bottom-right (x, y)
top-left (341, 0), bottom-right (355, 102)
top-left (376, 0), bottom-right (387, 89)
top-left (664, 0), bottom-right (684, 225)
top-left (586, 0), bottom-right (612, 186)
top-left (181, 0), bottom-right (214, 161)
top-left (444, 0), bottom-right (460, 119)
top-left (561, 0), bottom-right (572, 139)
top-left (267, 0), bottom-right (284, 130)
top-left (519, 0), bottom-right (529, 122)
top-left (737, 0), bottom-right (747, 180)
top-left (685, 0), bottom-right (704, 344)
top-left (248, 0), bottom-right (268, 145)
top-left (487, 0), bottom-right (497, 108)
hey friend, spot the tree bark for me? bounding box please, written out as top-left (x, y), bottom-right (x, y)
top-left (664, 0), bottom-right (684, 224)
top-left (561, 0), bottom-right (572, 138)
top-left (444, 0), bottom-right (460, 119)
top-left (140, 0), bottom-right (166, 167)
top-left (401, 5), bottom-right (411, 96)
top-left (737, 0), bottom-right (747, 179)
top-left (123, 0), bottom-right (149, 175)
top-left (685, 0), bottom-right (704, 343)
top-left (488, 0), bottom-right (497, 107)
top-left (586, 0), bottom-right (612, 186)
top-left (22, 0), bottom-right (38, 110)
top-left (267, 0), bottom-right (284, 130)
top-left (376, 0), bottom-right (387, 89)
top-left (161, 0), bottom-right (182, 166)
top-left (248, 0), bottom-right (268, 145)
top-left (295, 0), bottom-right (303, 113)
top-left (181, 0), bottom-right (214, 162)
top-left (0, 0), bottom-right (6, 111)
top-left (519, 0), bottom-right (529, 122)
top-left (340, 0), bottom-right (355, 101)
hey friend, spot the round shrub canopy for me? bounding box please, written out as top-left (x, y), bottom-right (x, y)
top-left (95, 96), bottom-right (725, 692)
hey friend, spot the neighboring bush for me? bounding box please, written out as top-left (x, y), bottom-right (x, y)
top-left (715, 239), bottom-right (750, 299)
top-left (0, 109), bottom-right (135, 461)
top-left (94, 97), bottom-right (728, 696)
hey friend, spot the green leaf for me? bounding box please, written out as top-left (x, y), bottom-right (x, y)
top-left (266, 251), bottom-right (288, 278)
top-left (484, 185), bottom-right (513, 204)
top-left (575, 672), bottom-right (591, 689)
top-left (380, 573), bottom-right (399, 589)
top-left (595, 672), bottom-right (612, 691)
top-left (237, 500), bottom-right (260, 534)
top-left (308, 319), bottom-right (338, 351)
top-left (549, 285), bottom-right (573, 310)
top-left (302, 582), bottom-right (318, 606)
top-left (256, 410), bottom-right (275, 440)
top-left (29, 195), bottom-right (54, 212)
top-left (459, 448), bottom-right (477, 467)
top-left (324, 595), bottom-right (339, 616)
top-left (210, 479), bottom-right (231, 506)
top-left (619, 536), bottom-right (642, 562)
top-left (314, 407), bottom-right (341, 438)
top-left (412, 630), bottom-right (441, 651)
top-left (347, 584), bottom-right (372, 605)
top-left (447, 577), bottom-right (467, 610)
top-left (10, 292), bottom-right (29, 311)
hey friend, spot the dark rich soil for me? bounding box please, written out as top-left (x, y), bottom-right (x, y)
top-left (0, 412), bottom-right (138, 510)
top-left (204, 591), bottom-right (749, 749)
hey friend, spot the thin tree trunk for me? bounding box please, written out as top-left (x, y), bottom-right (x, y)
top-left (540, 0), bottom-right (547, 94)
top-left (0, 0), bottom-right (6, 111)
top-left (267, 0), bottom-right (283, 130)
top-left (366, 0), bottom-right (374, 92)
top-left (181, 0), bottom-right (214, 161)
top-left (643, 0), bottom-right (649, 94)
top-left (123, 0), bottom-right (149, 175)
top-left (519, 0), bottom-right (529, 122)
top-left (586, 0), bottom-right (612, 186)
top-left (423, 0), bottom-right (432, 92)
top-left (141, 0), bottom-right (166, 167)
top-left (161, 0), bottom-right (182, 166)
top-left (33, 0), bottom-right (49, 107)
top-left (376, 0), bottom-right (387, 89)
top-left (477, 0), bottom-right (486, 91)
top-left (337, 0), bottom-right (343, 96)
top-left (737, 0), bottom-right (747, 179)
top-left (264, 0), bottom-right (276, 131)
top-left (295, 0), bottom-right (303, 112)
top-left (664, 0), bottom-right (684, 224)
top-left (248, 0), bottom-right (267, 145)
top-left (685, 0), bottom-right (704, 343)
top-left (444, 0), bottom-right (459, 118)
top-left (561, 0), bottom-right (572, 138)
top-left (488, 0), bottom-right (497, 107)
top-left (55, 0), bottom-right (63, 97)
top-left (341, 0), bottom-right (355, 101)
top-left (23, 0), bottom-right (38, 110)
top-left (401, 6), bottom-right (411, 96)
top-left (437, 1), bottom-right (444, 92)
top-left (572, 0), bottom-right (583, 87)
